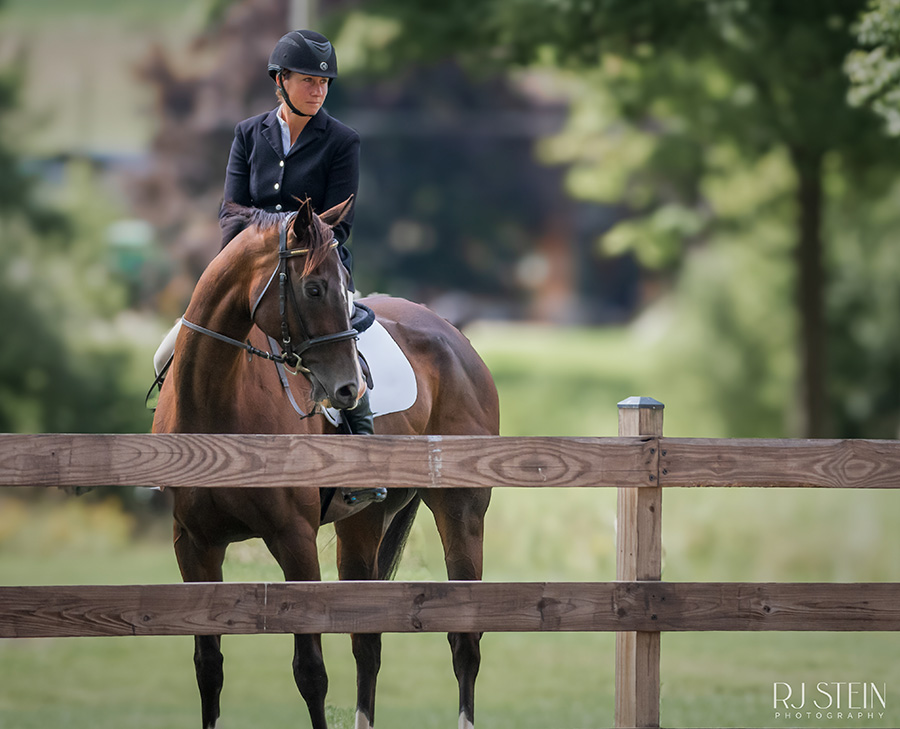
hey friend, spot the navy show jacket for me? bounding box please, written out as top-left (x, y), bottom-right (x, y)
top-left (220, 106), bottom-right (360, 281)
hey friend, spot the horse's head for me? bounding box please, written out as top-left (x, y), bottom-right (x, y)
top-left (249, 196), bottom-right (364, 411)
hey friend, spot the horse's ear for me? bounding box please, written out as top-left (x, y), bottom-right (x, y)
top-left (319, 195), bottom-right (354, 229)
top-left (293, 197), bottom-right (315, 238)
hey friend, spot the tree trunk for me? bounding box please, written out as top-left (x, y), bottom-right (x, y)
top-left (790, 146), bottom-right (829, 438)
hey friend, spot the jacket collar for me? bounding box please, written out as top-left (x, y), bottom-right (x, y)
top-left (262, 106), bottom-right (329, 158)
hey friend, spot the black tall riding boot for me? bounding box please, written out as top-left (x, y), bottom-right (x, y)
top-left (342, 390), bottom-right (375, 435)
top-left (341, 392), bottom-right (386, 505)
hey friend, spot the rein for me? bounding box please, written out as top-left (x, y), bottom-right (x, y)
top-left (182, 214), bottom-right (358, 373)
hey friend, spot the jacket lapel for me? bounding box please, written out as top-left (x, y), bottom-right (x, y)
top-left (261, 108), bottom-right (284, 157)
top-left (286, 109), bottom-right (328, 158)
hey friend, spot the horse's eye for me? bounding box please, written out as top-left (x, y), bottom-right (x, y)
top-left (305, 283), bottom-right (322, 298)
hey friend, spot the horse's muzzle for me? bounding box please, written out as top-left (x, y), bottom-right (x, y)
top-left (312, 378), bottom-right (360, 411)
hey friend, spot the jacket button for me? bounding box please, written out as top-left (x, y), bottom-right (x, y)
top-left (274, 183), bottom-right (280, 190)
top-left (275, 204), bottom-right (282, 211)
top-left (279, 160), bottom-right (285, 167)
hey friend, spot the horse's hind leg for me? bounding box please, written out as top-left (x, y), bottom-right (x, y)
top-left (173, 524), bottom-right (227, 729)
top-left (421, 487), bottom-right (491, 729)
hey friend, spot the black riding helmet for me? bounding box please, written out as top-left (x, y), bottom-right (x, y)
top-left (268, 29), bottom-right (337, 81)
top-left (268, 30), bottom-right (337, 117)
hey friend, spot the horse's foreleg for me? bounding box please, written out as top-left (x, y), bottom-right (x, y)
top-left (264, 523), bottom-right (329, 729)
top-left (292, 633), bottom-right (329, 729)
top-left (174, 523), bottom-right (227, 729)
top-left (193, 635), bottom-right (224, 729)
top-left (421, 488), bottom-right (491, 729)
top-left (334, 508), bottom-right (389, 729)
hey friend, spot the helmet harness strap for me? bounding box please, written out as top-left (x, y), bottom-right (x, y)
top-left (277, 71), bottom-right (314, 118)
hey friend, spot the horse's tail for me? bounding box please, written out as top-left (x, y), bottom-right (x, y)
top-left (377, 493), bottom-right (422, 580)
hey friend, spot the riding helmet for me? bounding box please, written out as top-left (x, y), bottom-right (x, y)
top-left (268, 30), bottom-right (337, 81)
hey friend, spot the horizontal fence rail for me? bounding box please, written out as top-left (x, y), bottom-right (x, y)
top-left (660, 437), bottom-right (900, 489)
top-left (0, 433), bottom-right (656, 490)
top-left (1, 433), bottom-right (899, 490)
top-left (2, 581), bottom-right (900, 639)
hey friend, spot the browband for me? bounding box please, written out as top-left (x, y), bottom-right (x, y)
top-left (281, 239), bottom-right (340, 258)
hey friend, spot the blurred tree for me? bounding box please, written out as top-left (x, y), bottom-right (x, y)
top-left (0, 8), bottom-right (154, 435)
top-left (345, 0), bottom-right (900, 437)
top-left (825, 167), bottom-right (900, 438)
top-left (0, 56), bottom-right (66, 235)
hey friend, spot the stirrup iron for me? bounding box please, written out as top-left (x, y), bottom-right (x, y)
top-left (342, 487), bottom-right (387, 506)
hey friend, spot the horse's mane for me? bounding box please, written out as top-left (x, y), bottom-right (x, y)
top-left (221, 201), bottom-right (287, 234)
top-left (220, 200), bottom-right (334, 277)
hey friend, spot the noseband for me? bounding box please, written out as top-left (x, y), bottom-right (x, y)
top-left (182, 214), bottom-right (358, 373)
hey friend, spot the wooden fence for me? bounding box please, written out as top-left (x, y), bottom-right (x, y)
top-left (2, 396), bottom-right (900, 728)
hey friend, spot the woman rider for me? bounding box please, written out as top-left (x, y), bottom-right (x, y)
top-left (219, 29), bottom-right (377, 446)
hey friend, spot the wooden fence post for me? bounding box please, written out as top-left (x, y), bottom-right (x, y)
top-left (615, 396), bottom-right (664, 728)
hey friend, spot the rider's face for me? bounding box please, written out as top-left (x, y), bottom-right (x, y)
top-left (281, 71), bottom-right (329, 114)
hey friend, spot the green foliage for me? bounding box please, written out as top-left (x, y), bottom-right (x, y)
top-left (0, 166), bottom-right (159, 434)
top-left (626, 147), bottom-right (798, 438)
top-left (523, 1), bottom-right (886, 259)
top-left (847, 0), bottom-right (900, 133)
top-left (826, 173), bottom-right (900, 437)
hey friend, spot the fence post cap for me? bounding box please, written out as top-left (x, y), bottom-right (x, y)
top-left (617, 396), bottom-right (665, 410)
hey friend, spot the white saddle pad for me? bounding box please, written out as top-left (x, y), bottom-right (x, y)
top-left (324, 319), bottom-right (417, 425)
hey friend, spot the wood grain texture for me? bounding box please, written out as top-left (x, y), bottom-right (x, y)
top-left (4, 434), bottom-right (899, 491)
top-left (659, 438), bottom-right (900, 489)
top-left (617, 412), bottom-right (663, 581)
top-left (4, 582), bottom-right (898, 639)
top-left (0, 434), bottom-right (656, 490)
top-left (616, 402), bottom-right (663, 728)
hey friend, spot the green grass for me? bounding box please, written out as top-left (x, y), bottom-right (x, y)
top-left (3, 323), bottom-right (900, 728)
top-left (464, 321), bottom-right (725, 438)
top-left (4, 508), bottom-right (900, 729)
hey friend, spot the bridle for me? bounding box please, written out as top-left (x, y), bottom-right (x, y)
top-left (181, 213), bottom-right (358, 374)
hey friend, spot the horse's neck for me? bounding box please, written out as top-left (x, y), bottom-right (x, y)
top-left (170, 259), bottom-right (256, 426)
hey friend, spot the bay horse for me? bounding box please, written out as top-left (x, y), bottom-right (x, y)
top-left (152, 197), bottom-right (499, 729)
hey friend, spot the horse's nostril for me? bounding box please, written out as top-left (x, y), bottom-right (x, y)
top-left (336, 383), bottom-right (358, 403)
